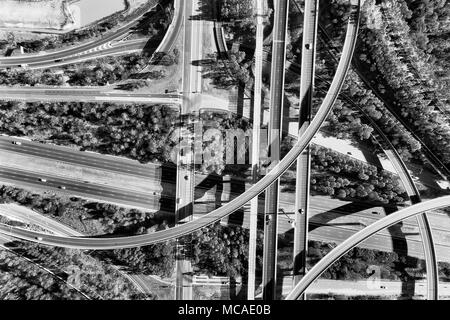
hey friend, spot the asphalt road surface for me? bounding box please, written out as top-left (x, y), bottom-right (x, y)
top-left (0, 87), bottom-right (181, 104)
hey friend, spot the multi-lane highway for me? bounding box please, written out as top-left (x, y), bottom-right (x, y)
top-left (276, 0), bottom-right (437, 299)
top-left (0, 86), bottom-right (181, 104)
top-left (15, 39), bottom-right (150, 70)
top-left (220, 194), bottom-right (450, 262)
top-left (0, 203), bottom-right (153, 297)
top-left (247, 0), bottom-right (266, 300)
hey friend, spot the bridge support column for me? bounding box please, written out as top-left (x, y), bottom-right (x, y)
top-left (247, 0), bottom-right (266, 301)
top-left (293, 0), bottom-right (319, 297)
top-left (262, 0), bottom-right (289, 301)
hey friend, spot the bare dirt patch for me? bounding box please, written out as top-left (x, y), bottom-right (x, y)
top-left (0, 0), bottom-right (69, 30)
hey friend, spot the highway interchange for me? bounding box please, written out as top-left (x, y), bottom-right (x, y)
top-left (0, 0), bottom-right (364, 250)
top-left (0, 0), bottom-right (449, 300)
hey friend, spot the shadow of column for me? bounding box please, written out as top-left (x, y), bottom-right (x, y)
top-left (385, 205), bottom-right (416, 299)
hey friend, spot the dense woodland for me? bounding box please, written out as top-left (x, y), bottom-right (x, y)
top-left (220, 0), bottom-right (254, 20)
top-left (0, 101), bottom-right (180, 164)
top-left (282, 143), bottom-right (408, 204)
top-left (0, 250), bottom-right (87, 300)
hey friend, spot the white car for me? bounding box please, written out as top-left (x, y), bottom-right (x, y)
top-left (12, 141), bottom-right (22, 145)
top-left (39, 178), bottom-right (47, 182)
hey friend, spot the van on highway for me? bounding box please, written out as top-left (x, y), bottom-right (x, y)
top-left (39, 178), bottom-right (47, 182)
top-left (12, 141), bottom-right (22, 145)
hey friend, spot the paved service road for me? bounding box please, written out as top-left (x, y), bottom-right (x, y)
top-left (0, 87), bottom-right (181, 104)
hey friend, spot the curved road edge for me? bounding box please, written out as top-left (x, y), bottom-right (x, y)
top-left (286, 195), bottom-right (450, 300)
